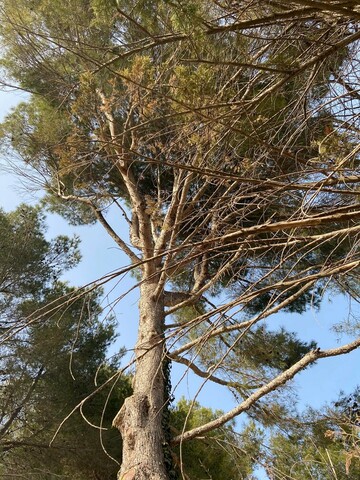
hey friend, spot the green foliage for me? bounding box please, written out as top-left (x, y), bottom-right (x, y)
top-left (267, 389), bottom-right (360, 479)
top-left (0, 205), bottom-right (79, 312)
top-left (162, 358), bottom-right (178, 480)
top-left (0, 206), bottom-right (131, 478)
top-left (0, 285), bottom-right (132, 479)
top-left (171, 398), bottom-right (262, 479)
top-left (90, 0), bottom-right (117, 27)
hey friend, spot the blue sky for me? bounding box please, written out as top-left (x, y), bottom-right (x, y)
top-left (1, 88), bottom-right (359, 465)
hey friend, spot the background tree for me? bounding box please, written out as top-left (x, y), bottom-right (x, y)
top-left (1, 287), bottom-right (132, 480)
top-left (0, 205), bottom-right (131, 479)
top-left (170, 398), bottom-right (262, 480)
top-left (265, 388), bottom-right (360, 479)
top-left (0, 1), bottom-right (359, 479)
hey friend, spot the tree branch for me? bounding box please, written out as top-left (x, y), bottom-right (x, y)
top-left (172, 338), bottom-right (360, 445)
top-left (171, 354), bottom-right (231, 387)
top-left (0, 367), bottom-right (44, 439)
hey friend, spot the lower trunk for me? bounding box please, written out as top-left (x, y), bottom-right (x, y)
top-left (113, 281), bottom-right (168, 480)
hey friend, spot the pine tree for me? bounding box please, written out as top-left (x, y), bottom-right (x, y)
top-left (0, 2), bottom-right (359, 478)
top-left (0, 205), bottom-right (132, 478)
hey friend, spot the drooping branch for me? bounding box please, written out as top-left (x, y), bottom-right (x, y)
top-left (54, 191), bottom-right (141, 264)
top-left (172, 337), bottom-right (360, 445)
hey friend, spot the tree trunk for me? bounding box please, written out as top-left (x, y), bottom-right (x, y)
top-left (113, 280), bottom-right (168, 480)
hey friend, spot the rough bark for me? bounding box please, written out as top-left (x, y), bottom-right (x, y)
top-left (113, 280), bottom-right (168, 480)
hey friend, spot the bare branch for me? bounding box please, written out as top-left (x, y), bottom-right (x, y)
top-left (172, 338), bottom-right (360, 445)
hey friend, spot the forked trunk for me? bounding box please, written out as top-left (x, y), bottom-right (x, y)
top-left (113, 281), bottom-right (168, 480)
